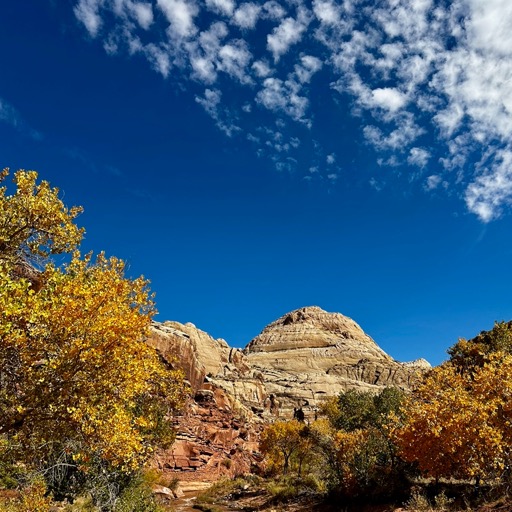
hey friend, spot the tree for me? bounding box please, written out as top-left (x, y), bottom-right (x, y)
top-left (259, 420), bottom-right (307, 475)
top-left (448, 321), bottom-right (512, 373)
top-left (318, 388), bottom-right (408, 497)
top-left (323, 388), bottom-right (406, 433)
top-left (0, 169), bottom-right (83, 268)
top-left (0, 169), bottom-right (186, 474)
top-left (392, 350), bottom-right (512, 482)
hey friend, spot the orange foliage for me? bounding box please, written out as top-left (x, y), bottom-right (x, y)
top-left (392, 354), bottom-right (512, 481)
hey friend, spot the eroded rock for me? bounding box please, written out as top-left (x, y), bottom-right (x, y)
top-left (148, 306), bottom-right (430, 483)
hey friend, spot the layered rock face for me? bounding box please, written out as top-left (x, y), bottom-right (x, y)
top-left (147, 306), bottom-right (430, 483)
top-left (243, 306), bottom-right (429, 417)
top-left (152, 385), bottom-right (263, 487)
top-left (147, 321), bottom-right (266, 485)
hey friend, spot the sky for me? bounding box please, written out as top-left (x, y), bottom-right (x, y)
top-left (2, 0), bottom-right (512, 366)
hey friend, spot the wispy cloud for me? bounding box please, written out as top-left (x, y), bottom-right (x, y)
top-left (62, 146), bottom-right (124, 177)
top-left (0, 98), bottom-right (42, 140)
top-left (72, 0), bottom-right (512, 221)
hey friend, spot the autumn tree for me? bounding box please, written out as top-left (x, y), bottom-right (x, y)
top-left (0, 169), bottom-right (83, 268)
top-left (260, 420), bottom-right (310, 475)
top-left (393, 322), bottom-right (512, 483)
top-left (448, 320), bottom-right (512, 372)
top-left (0, 169), bottom-right (186, 478)
top-left (393, 353), bottom-right (512, 482)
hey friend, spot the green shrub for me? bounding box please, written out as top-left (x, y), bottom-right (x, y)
top-left (113, 473), bottom-right (164, 512)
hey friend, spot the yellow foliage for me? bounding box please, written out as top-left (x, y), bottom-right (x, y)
top-left (0, 170), bottom-right (186, 472)
top-left (259, 420), bottom-right (306, 474)
top-left (392, 353), bottom-right (512, 481)
top-left (0, 169), bottom-right (83, 267)
top-left (332, 429), bottom-right (367, 491)
top-left (0, 477), bottom-right (52, 512)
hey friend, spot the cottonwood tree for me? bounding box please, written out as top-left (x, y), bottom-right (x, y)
top-left (0, 169), bottom-right (185, 474)
top-left (393, 325), bottom-right (512, 482)
top-left (259, 420), bottom-right (309, 475)
top-left (319, 388), bottom-right (407, 497)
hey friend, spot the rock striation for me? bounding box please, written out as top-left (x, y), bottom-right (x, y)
top-left (243, 306), bottom-right (428, 417)
top-left (147, 306), bottom-right (430, 484)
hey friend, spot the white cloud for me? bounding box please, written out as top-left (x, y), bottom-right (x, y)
top-left (131, 2), bottom-right (154, 29)
top-left (71, 0), bottom-right (512, 221)
top-left (371, 88), bottom-right (407, 113)
top-left (217, 41), bottom-right (253, 83)
top-left (205, 0), bottom-right (235, 17)
top-left (195, 88), bottom-right (240, 135)
top-left (232, 2), bottom-right (261, 29)
top-left (144, 43), bottom-right (171, 77)
top-left (267, 13), bottom-right (309, 61)
top-left (157, 0), bottom-right (198, 38)
top-left (312, 0), bottom-right (340, 25)
top-left (196, 88), bottom-right (221, 115)
top-left (424, 174), bottom-right (442, 191)
top-left (467, 0), bottom-right (512, 57)
top-left (262, 1), bottom-right (286, 21)
top-left (74, 0), bottom-right (102, 37)
top-left (252, 60), bottom-right (272, 78)
top-left (408, 147), bottom-right (430, 168)
top-left (191, 55), bottom-right (217, 82)
top-left (363, 114), bottom-right (424, 151)
top-left (294, 55), bottom-right (322, 83)
top-left (465, 148), bottom-right (512, 222)
top-left (256, 78), bottom-right (309, 122)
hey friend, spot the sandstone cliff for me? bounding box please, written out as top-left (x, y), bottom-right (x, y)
top-left (149, 306), bottom-right (430, 420)
top-left (146, 306), bottom-right (429, 485)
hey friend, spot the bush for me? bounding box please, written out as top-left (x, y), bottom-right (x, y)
top-left (0, 475), bottom-right (53, 512)
top-left (113, 474), bottom-right (163, 512)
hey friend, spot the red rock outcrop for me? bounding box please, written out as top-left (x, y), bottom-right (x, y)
top-left (153, 385), bottom-right (264, 487)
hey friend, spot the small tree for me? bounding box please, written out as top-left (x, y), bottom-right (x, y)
top-left (317, 388), bottom-right (408, 498)
top-left (259, 420), bottom-right (308, 475)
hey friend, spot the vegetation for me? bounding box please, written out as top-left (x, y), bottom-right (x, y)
top-left (259, 322), bottom-right (512, 509)
top-left (0, 169), bottom-right (186, 510)
top-left (258, 388), bottom-right (408, 505)
top-left (394, 323), bottom-right (512, 484)
top-left (5, 169), bottom-right (512, 511)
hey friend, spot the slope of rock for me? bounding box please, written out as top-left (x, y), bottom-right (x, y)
top-left (243, 306), bottom-right (427, 417)
top-left (153, 386), bottom-right (263, 487)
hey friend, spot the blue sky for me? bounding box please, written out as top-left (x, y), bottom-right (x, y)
top-left (2, 0), bottom-right (512, 366)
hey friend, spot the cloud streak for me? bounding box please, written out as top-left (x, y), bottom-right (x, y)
top-left (0, 98), bottom-right (42, 140)
top-left (72, 0), bottom-right (512, 221)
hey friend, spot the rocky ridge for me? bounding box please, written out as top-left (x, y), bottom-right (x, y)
top-left (146, 306), bottom-right (430, 486)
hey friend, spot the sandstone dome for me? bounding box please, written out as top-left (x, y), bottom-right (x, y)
top-left (243, 306), bottom-right (394, 371)
top-left (244, 305), bottom-right (390, 359)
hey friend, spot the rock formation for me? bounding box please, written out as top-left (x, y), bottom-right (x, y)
top-left (243, 306), bottom-right (428, 417)
top-left (147, 306), bottom-right (430, 485)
